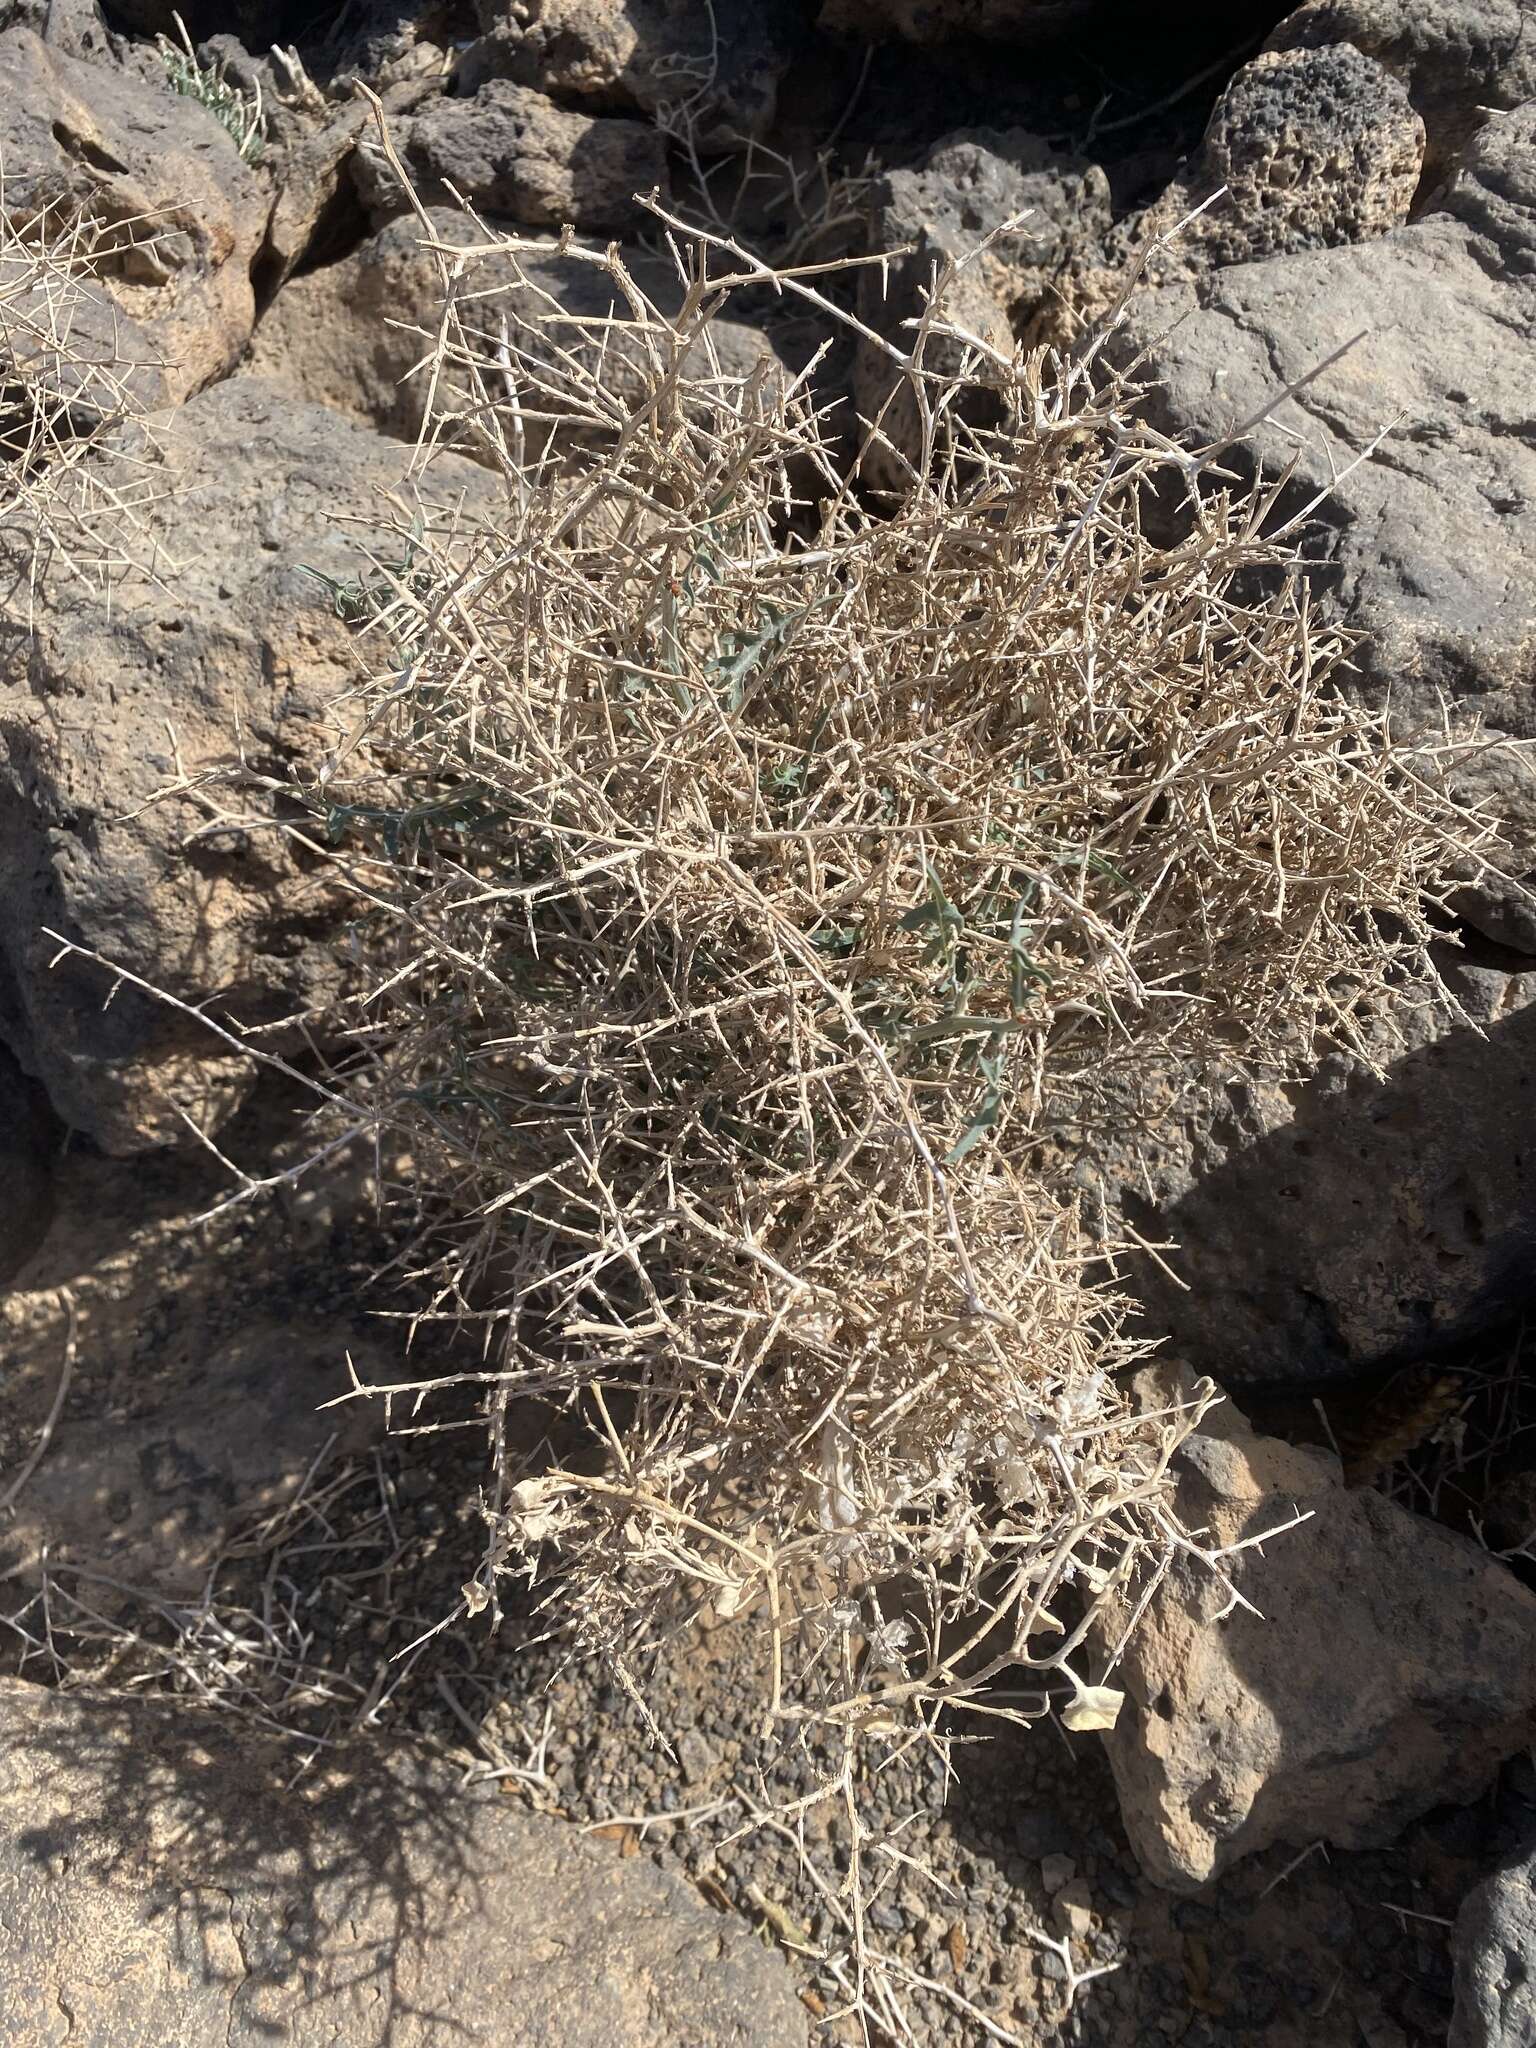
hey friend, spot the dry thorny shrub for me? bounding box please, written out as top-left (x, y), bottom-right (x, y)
top-left (0, 191), bottom-right (162, 597)
top-left (12, 147), bottom-right (1501, 2029)
top-left (193, 165), bottom-right (1498, 2024)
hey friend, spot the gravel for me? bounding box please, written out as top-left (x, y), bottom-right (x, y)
top-left (4, 1405), bottom-right (1478, 2048)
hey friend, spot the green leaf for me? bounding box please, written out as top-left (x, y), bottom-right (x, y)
top-left (1008, 896), bottom-right (1055, 1010)
top-left (945, 1039), bottom-right (1007, 1164)
top-left (902, 1013), bottom-right (1025, 1046)
top-left (897, 900), bottom-right (940, 932)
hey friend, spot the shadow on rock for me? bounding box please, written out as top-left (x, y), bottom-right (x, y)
top-left (0, 1679), bottom-right (482, 2043)
top-left (1105, 945), bottom-right (1536, 1389)
top-left (0, 1676), bottom-right (807, 2046)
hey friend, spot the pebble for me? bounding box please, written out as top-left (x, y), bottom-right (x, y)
top-left (678, 1729), bottom-right (717, 1785)
top-left (1054, 1879), bottom-right (1096, 1943)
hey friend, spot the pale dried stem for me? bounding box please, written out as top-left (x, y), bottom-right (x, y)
top-left (22, 145), bottom-right (1504, 2034)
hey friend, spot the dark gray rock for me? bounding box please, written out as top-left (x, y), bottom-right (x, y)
top-left (1072, 952), bottom-right (1536, 1388)
top-left (853, 127), bottom-right (1109, 485)
top-left (1036, 44), bottom-right (1424, 350)
top-left (324, 5), bottom-right (459, 98)
top-left (353, 79), bottom-right (668, 233)
top-left (1438, 95), bottom-right (1536, 274)
top-left (459, 0), bottom-right (808, 146)
top-left (0, 0), bottom-right (114, 62)
top-left (1054, 88), bottom-right (1530, 1392)
top-left (1095, 1367), bottom-right (1536, 1892)
top-left (1117, 101), bottom-right (1536, 956)
top-left (1452, 1832), bottom-right (1536, 2048)
top-left (1201, 42), bottom-right (1420, 248)
top-left (1267, 0), bottom-right (1536, 175)
top-left (82, 0), bottom-right (176, 28)
top-left (0, 1041), bottom-right (54, 1287)
top-left (0, 1678), bottom-right (809, 2046)
top-left (1484, 1470), bottom-right (1536, 1554)
top-left (1147, 44), bottom-right (1424, 268)
top-left (819, 0), bottom-right (1103, 42)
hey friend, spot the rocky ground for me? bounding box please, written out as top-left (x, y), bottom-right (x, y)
top-left (2, 1112), bottom-right (1529, 2046)
top-left (2, 0), bottom-right (1536, 2043)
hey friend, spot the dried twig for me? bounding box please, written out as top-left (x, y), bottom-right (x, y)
top-left (40, 137), bottom-right (1502, 2037)
top-left (0, 1291), bottom-right (78, 1516)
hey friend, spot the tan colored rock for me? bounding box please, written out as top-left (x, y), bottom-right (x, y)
top-left (0, 1678), bottom-right (810, 2046)
top-left (0, 25), bottom-right (267, 397)
top-left (1093, 1365), bottom-right (1536, 1891)
top-left (245, 208), bottom-right (461, 442)
top-left (247, 206), bottom-right (813, 456)
top-left (0, 376), bottom-right (498, 1152)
